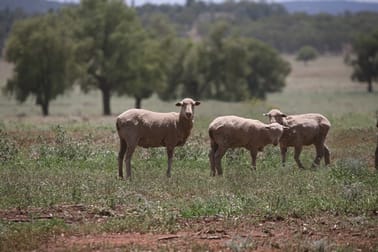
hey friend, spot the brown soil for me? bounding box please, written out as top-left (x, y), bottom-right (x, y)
top-left (1, 205), bottom-right (377, 251)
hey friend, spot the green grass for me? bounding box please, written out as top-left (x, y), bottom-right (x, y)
top-left (0, 55), bottom-right (377, 250)
top-left (1, 123), bottom-right (377, 213)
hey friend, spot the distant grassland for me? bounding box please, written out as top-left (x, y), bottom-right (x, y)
top-left (0, 55), bottom-right (377, 251)
top-left (0, 55), bottom-right (377, 127)
top-left (0, 54), bottom-right (377, 171)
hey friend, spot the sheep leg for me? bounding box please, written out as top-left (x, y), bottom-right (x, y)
top-left (324, 144), bottom-right (330, 165)
top-left (209, 140), bottom-right (218, 176)
top-left (312, 143), bottom-right (325, 168)
top-left (214, 146), bottom-right (227, 176)
top-left (280, 146), bottom-right (287, 167)
top-left (125, 144), bottom-right (136, 179)
top-left (294, 146), bottom-right (304, 169)
top-left (118, 139), bottom-right (127, 178)
top-left (166, 147), bottom-right (174, 178)
top-left (249, 149), bottom-right (258, 170)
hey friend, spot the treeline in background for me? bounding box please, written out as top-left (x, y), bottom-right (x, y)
top-left (0, 0), bottom-right (377, 116)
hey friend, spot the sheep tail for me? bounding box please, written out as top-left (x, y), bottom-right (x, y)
top-left (116, 118), bottom-right (121, 132)
top-left (208, 128), bottom-right (213, 140)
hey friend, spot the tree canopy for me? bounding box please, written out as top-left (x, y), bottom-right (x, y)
top-left (137, 3), bottom-right (378, 54)
top-left (4, 12), bottom-right (76, 116)
top-left (75, 0), bottom-right (149, 115)
top-left (346, 30), bottom-right (378, 93)
top-left (0, 8), bottom-right (25, 55)
top-left (2, 1), bottom-right (378, 57)
top-left (4, 0), bottom-right (293, 115)
top-left (160, 22), bottom-right (290, 101)
top-left (296, 45), bottom-right (318, 65)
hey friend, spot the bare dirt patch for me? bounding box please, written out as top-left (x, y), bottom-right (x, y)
top-left (1, 205), bottom-right (377, 251)
top-left (51, 216), bottom-right (378, 251)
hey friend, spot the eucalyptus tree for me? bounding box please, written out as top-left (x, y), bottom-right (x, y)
top-left (346, 30), bottom-right (378, 93)
top-left (142, 13), bottom-right (191, 102)
top-left (243, 38), bottom-right (291, 99)
top-left (195, 22), bottom-right (290, 101)
top-left (4, 12), bottom-right (76, 116)
top-left (117, 38), bottom-right (166, 109)
top-left (296, 45), bottom-right (318, 65)
top-left (75, 0), bottom-right (146, 115)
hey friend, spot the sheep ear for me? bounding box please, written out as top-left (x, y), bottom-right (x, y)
top-left (176, 102), bottom-right (183, 107)
top-left (194, 101), bottom-right (201, 106)
top-left (263, 113), bottom-right (268, 116)
top-left (281, 113), bottom-right (287, 117)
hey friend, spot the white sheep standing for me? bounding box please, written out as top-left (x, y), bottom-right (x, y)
top-left (116, 98), bottom-right (200, 179)
top-left (263, 109), bottom-right (331, 169)
top-left (208, 115), bottom-right (287, 176)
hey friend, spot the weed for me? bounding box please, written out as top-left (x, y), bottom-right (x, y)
top-left (0, 218), bottom-right (67, 252)
top-left (0, 128), bottom-right (18, 162)
top-left (226, 235), bottom-right (257, 251)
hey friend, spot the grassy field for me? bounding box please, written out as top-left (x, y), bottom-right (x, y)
top-left (0, 56), bottom-right (377, 251)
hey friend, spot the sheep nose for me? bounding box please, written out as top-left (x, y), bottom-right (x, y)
top-left (186, 112), bottom-right (192, 118)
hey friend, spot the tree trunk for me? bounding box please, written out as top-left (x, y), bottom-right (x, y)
top-left (135, 97), bottom-right (142, 109)
top-left (101, 87), bottom-right (111, 116)
top-left (367, 80), bottom-right (373, 93)
top-left (41, 101), bottom-right (49, 116)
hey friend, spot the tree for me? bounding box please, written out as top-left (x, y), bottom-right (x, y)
top-left (201, 22), bottom-right (290, 100)
top-left (157, 37), bottom-right (191, 101)
top-left (180, 42), bottom-right (209, 100)
top-left (4, 12), bottom-right (76, 116)
top-left (117, 38), bottom-right (165, 109)
top-left (122, 14), bottom-right (176, 108)
top-left (144, 14), bottom-right (190, 102)
top-left (244, 38), bottom-right (291, 99)
top-left (296, 45), bottom-right (318, 65)
top-left (0, 8), bottom-right (26, 55)
top-left (160, 21), bottom-right (290, 101)
top-left (75, 0), bottom-right (145, 115)
top-left (346, 30), bottom-right (378, 93)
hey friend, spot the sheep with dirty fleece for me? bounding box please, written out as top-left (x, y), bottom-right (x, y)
top-left (116, 98), bottom-right (200, 179)
top-left (208, 115), bottom-right (287, 176)
top-left (263, 109), bottom-right (331, 169)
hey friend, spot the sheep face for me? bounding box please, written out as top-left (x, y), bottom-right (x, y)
top-left (176, 98), bottom-right (201, 120)
top-left (263, 109), bottom-right (287, 125)
top-left (265, 122), bottom-right (286, 146)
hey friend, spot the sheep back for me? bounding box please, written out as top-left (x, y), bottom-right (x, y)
top-left (116, 109), bottom-right (187, 148)
top-left (209, 116), bottom-right (275, 149)
top-left (281, 114), bottom-right (331, 147)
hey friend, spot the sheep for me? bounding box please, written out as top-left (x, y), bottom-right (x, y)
top-left (116, 98), bottom-right (200, 179)
top-left (263, 109), bottom-right (331, 169)
top-left (208, 115), bottom-right (287, 176)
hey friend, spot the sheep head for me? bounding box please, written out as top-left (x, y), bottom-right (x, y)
top-left (176, 98), bottom-right (201, 120)
top-left (264, 122), bottom-right (288, 146)
top-left (263, 109), bottom-right (287, 125)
